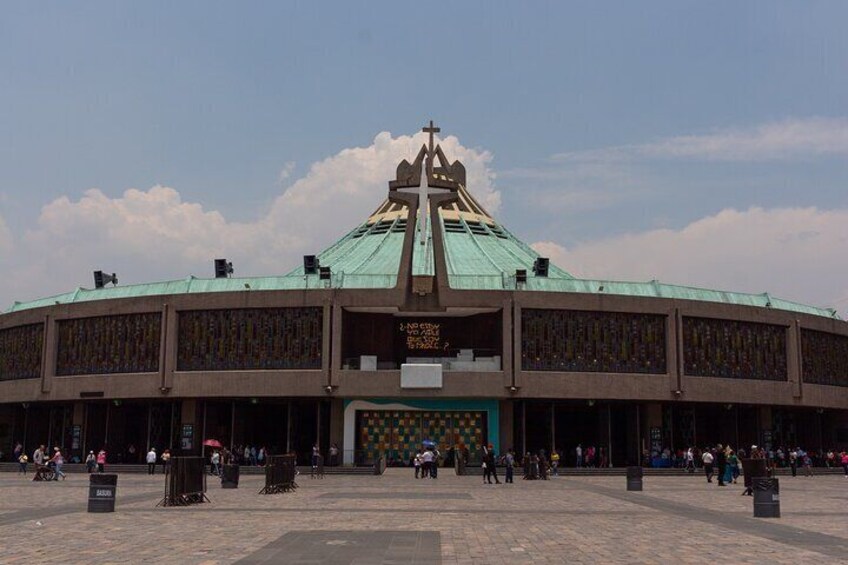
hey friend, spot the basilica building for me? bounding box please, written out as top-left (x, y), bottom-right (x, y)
top-left (1, 122), bottom-right (847, 466)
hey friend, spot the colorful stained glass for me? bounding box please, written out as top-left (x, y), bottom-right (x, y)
top-left (56, 314), bottom-right (161, 376)
top-left (0, 323), bottom-right (43, 380)
top-left (682, 317), bottom-right (787, 381)
top-left (801, 329), bottom-right (848, 387)
top-left (521, 309), bottom-right (666, 373)
top-left (176, 307), bottom-right (322, 371)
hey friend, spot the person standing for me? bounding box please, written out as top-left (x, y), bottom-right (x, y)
top-left (97, 449), bottom-right (107, 473)
top-left (161, 449), bottom-right (171, 474)
top-left (413, 451), bottom-right (422, 479)
top-left (504, 449), bottom-right (515, 484)
top-left (841, 450), bottom-right (848, 478)
top-left (789, 449), bottom-right (798, 477)
top-left (328, 444), bottom-right (339, 467)
top-left (550, 449), bottom-right (560, 476)
top-left (146, 447), bottom-right (157, 475)
top-left (575, 444), bottom-right (583, 468)
top-left (210, 450), bottom-right (221, 476)
top-left (33, 445), bottom-right (45, 468)
top-left (85, 451), bottom-right (96, 473)
top-left (702, 449), bottom-right (714, 483)
top-left (715, 444), bottom-right (727, 486)
top-left (18, 452), bottom-right (28, 475)
top-left (421, 448), bottom-right (433, 479)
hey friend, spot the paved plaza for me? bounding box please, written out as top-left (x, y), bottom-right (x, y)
top-left (1, 469), bottom-right (846, 563)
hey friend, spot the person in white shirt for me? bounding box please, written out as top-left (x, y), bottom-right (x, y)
top-left (702, 450), bottom-right (715, 483)
top-left (146, 448), bottom-right (157, 475)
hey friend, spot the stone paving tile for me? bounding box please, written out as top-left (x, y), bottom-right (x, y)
top-left (0, 470), bottom-right (846, 564)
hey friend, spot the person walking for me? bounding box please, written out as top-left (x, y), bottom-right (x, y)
top-left (702, 449), bottom-right (714, 483)
top-left (802, 452), bottom-right (813, 477)
top-left (97, 449), bottom-right (107, 473)
top-left (482, 445), bottom-right (500, 484)
top-left (728, 449), bottom-right (740, 484)
top-left (50, 447), bottom-right (66, 480)
top-left (715, 444), bottom-right (727, 486)
top-left (841, 451), bottom-right (848, 478)
top-left (504, 449), bottom-right (515, 484)
top-left (146, 447), bottom-right (157, 475)
top-left (685, 447), bottom-right (695, 473)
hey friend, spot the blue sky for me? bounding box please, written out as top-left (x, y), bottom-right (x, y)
top-left (1, 2), bottom-right (847, 312)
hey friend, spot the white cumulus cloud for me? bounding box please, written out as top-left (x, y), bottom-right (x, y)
top-left (0, 131), bottom-right (498, 306)
top-left (534, 207), bottom-right (848, 315)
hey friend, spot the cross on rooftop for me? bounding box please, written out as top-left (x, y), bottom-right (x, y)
top-left (422, 120), bottom-right (440, 173)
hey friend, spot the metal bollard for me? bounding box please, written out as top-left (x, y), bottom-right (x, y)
top-left (752, 477), bottom-right (780, 518)
top-left (626, 466), bottom-right (643, 491)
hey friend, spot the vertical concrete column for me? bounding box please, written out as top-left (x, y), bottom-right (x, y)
top-left (787, 320), bottom-right (802, 399)
top-left (513, 301), bottom-right (523, 391)
top-left (328, 398), bottom-right (344, 453)
top-left (669, 308), bottom-right (683, 393)
top-left (499, 399), bottom-right (514, 454)
top-left (322, 301), bottom-right (333, 386)
top-left (181, 399), bottom-right (198, 454)
top-left (501, 298), bottom-right (513, 389)
top-left (72, 402), bottom-right (85, 458)
top-left (758, 406), bottom-right (773, 450)
top-left (643, 402), bottom-right (663, 456)
top-left (160, 303), bottom-right (177, 391)
top-left (330, 303), bottom-right (343, 388)
top-left (40, 315), bottom-right (57, 394)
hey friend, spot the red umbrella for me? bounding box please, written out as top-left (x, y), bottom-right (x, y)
top-left (203, 439), bottom-right (223, 448)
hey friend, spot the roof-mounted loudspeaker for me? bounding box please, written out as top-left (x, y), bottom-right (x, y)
top-left (303, 255), bottom-right (319, 274)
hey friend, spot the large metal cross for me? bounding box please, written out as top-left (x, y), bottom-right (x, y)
top-left (422, 120), bottom-right (440, 174)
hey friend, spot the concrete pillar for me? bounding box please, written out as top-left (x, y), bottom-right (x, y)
top-left (160, 303), bottom-right (176, 391)
top-left (181, 399), bottom-right (198, 454)
top-left (787, 321), bottom-right (802, 398)
top-left (328, 398), bottom-right (344, 453)
top-left (499, 399), bottom-right (514, 453)
top-left (502, 299), bottom-right (513, 389)
top-left (643, 402), bottom-right (663, 456)
top-left (41, 315), bottom-right (56, 393)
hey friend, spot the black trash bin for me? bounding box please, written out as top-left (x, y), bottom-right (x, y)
top-left (221, 464), bottom-right (239, 489)
top-left (626, 466), bottom-right (643, 491)
top-left (753, 477), bottom-right (780, 518)
top-left (88, 474), bottom-right (117, 513)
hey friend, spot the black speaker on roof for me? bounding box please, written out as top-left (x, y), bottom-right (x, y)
top-left (533, 257), bottom-right (549, 277)
top-left (303, 255), bottom-right (319, 274)
top-left (93, 271), bottom-right (118, 289)
top-left (515, 269), bottom-right (527, 283)
top-left (214, 258), bottom-right (234, 278)
top-left (319, 266), bottom-right (331, 280)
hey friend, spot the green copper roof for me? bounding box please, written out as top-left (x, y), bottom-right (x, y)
top-left (5, 214), bottom-right (840, 321)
